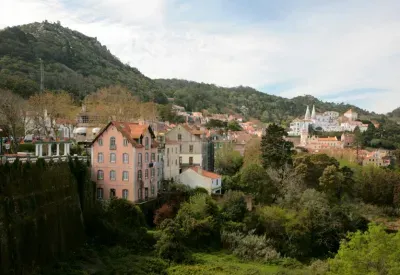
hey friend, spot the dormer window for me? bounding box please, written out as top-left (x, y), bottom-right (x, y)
top-left (110, 137), bottom-right (116, 150)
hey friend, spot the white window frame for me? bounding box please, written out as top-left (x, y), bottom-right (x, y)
top-left (98, 153), bottom-right (104, 163)
top-left (122, 171), bottom-right (129, 181)
top-left (110, 153), bottom-right (116, 163)
top-left (122, 189), bottom-right (129, 199)
top-left (110, 170), bottom-right (116, 181)
top-left (123, 153), bottom-right (129, 164)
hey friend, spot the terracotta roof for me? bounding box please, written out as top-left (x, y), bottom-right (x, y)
top-left (318, 137), bottom-right (338, 141)
top-left (191, 167), bottom-right (221, 179)
top-left (91, 121), bottom-right (155, 148)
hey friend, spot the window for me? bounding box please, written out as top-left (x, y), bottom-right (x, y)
top-left (110, 170), bottom-right (116, 180)
top-left (157, 168), bottom-right (160, 176)
top-left (151, 153), bottom-right (155, 162)
top-left (96, 188), bottom-right (103, 199)
top-left (110, 153), bottom-right (116, 163)
top-left (138, 170), bottom-right (142, 180)
top-left (145, 152), bottom-right (149, 163)
top-left (175, 147), bottom-right (177, 154)
top-left (97, 170), bottom-right (104, 180)
top-left (167, 159), bottom-right (170, 167)
top-left (179, 157), bottom-right (182, 164)
top-left (122, 171), bottom-right (129, 181)
top-left (110, 137), bottom-right (116, 149)
top-left (122, 189), bottom-right (128, 199)
top-left (123, 153), bottom-right (129, 164)
top-left (151, 185), bottom-right (155, 195)
top-left (189, 145), bottom-right (193, 153)
top-left (145, 188), bottom-right (149, 199)
top-left (98, 138), bottom-right (103, 146)
top-left (175, 159), bottom-right (177, 166)
top-left (138, 153), bottom-right (142, 165)
top-left (167, 148), bottom-right (170, 155)
top-left (151, 168), bottom-right (155, 178)
top-left (123, 138), bottom-right (128, 146)
top-left (138, 188), bottom-right (143, 200)
top-left (179, 144), bottom-right (182, 153)
top-left (145, 169), bottom-right (149, 179)
top-left (178, 134), bottom-right (182, 141)
top-left (110, 189), bottom-right (116, 198)
top-left (98, 153), bottom-right (104, 163)
top-left (145, 137), bottom-right (149, 149)
top-left (189, 157), bottom-right (193, 165)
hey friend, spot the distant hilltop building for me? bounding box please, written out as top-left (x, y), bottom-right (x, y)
top-left (288, 105), bottom-right (367, 136)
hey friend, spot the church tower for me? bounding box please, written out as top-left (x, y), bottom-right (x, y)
top-left (311, 105), bottom-right (316, 120)
top-left (300, 124), bottom-right (308, 146)
top-left (304, 105), bottom-right (311, 120)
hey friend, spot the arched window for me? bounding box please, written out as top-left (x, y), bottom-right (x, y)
top-left (110, 137), bottom-right (116, 149)
top-left (145, 152), bottom-right (149, 163)
top-left (97, 170), bottom-right (104, 180)
top-left (138, 153), bottom-right (142, 165)
top-left (145, 169), bottom-right (149, 179)
top-left (96, 188), bottom-right (103, 199)
top-left (122, 189), bottom-right (129, 199)
top-left (138, 170), bottom-right (142, 180)
top-left (123, 153), bottom-right (129, 164)
top-left (110, 153), bottom-right (116, 163)
top-left (110, 188), bottom-right (116, 198)
top-left (145, 137), bottom-right (149, 149)
top-left (110, 170), bottom-right (116, 180)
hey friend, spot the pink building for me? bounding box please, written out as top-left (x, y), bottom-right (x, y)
top-left (90, 121), bottom-right (160, 202)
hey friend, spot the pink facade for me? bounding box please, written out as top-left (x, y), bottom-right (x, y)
top-left (91, 122), bottom-right (159, 202)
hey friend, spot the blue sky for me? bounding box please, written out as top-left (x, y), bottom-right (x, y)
top-left (1, 0), bottom-right (399, 113)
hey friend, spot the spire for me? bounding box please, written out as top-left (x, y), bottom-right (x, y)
top-left (305, 105), bottom-right (310, 120)
top-left (311, 105), bottom-right (316, 119)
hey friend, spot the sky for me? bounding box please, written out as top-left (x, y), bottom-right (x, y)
top-left (1, 0), bottom-right (399, 114)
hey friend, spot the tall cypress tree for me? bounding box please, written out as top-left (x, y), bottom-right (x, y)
top-left (260, 124), bottom-right (294, 175)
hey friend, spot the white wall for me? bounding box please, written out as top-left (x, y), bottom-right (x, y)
top-left (180, 154), bottom-right (202, 165)
top-left (180, 169), bottom-right (212, 193)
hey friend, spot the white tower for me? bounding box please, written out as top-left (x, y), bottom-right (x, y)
top-left (304, 106), bottom-right (311, 120)
top-left (311, 105), bottom-right (316, 120)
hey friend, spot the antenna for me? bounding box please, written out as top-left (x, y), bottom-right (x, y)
top-left (40, 58), bottom-right (44, 93)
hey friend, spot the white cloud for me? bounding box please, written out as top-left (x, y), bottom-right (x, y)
top-left (0, 0), bottom-right (399, 113)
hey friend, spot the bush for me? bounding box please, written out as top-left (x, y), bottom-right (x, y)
top-left (154, 203), bottom-right (175, 227)
top-left (221, 230), bottom-right (280, 262)
top-left (18, 143), bottom-right (35, 152)
top-left (221, 190), bottom-right (248, 222)
top-left (309, 260), bottom-right (328, 275)
top-left (155, 219), bottom-right (192, 264)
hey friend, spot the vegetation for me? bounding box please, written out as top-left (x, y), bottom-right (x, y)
top-left (0, 21), bottom-right (166, 102)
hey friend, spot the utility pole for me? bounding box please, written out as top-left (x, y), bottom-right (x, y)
top-left (40, 58), bottom-right (44, 93)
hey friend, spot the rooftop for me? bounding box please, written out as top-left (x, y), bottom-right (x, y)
top-left (191, 167), bottom-right (221, 179)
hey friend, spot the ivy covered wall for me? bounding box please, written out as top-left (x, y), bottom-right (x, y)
top-left (0, 158), bottom-right (94, 274)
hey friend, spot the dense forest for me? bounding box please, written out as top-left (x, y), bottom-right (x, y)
top-left (0, 21), bottom-right (380, 123)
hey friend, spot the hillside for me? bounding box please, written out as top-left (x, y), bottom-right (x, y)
top-left (0, 21), bottom-right (374, 122)
top-left (156, 78), bottom-right (374, 122)
top-left (0, 21), bottom-right (167, 103)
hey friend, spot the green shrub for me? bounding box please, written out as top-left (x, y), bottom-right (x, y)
top-left (221, 230), bottom-right (280, 262)
top-left (18, 143), bottom-right (35, 152)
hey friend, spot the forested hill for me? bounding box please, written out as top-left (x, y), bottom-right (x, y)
top-left (156, 78), bottom-right (374, 122)
top-left (0, 21), bottom-right (374, 121)
top-left (0, 21), bottom-right (167, 103)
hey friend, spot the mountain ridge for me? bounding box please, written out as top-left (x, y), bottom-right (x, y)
top-left (0, 21), bottom-right (381, 122)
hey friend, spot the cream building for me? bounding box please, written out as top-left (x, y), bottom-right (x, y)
top-left (163, 141), bottom-right (180, 182)
top-left (179, 166), bottom-right (222, 194)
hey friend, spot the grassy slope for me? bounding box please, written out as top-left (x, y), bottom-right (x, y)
top-left (167, 252), bottom-right (308, 275)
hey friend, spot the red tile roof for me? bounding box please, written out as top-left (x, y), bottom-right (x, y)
top-left (191, 167), bottom-right (221, 179)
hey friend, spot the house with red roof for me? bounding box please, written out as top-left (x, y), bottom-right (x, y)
top-left (179, 166), bottom-right (222, 194)
top-left (90, 121), bottom-right (160, 202)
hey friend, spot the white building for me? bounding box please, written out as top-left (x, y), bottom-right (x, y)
top-left (289, 106), bottom-right (360, 136)
top-left (163, 141), bottom-right (180, 182)
top-left (179, 166), bottom-right (222, 194)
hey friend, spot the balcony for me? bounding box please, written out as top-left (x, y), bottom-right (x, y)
top-left (110, 144), bottom-right (117, 150)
